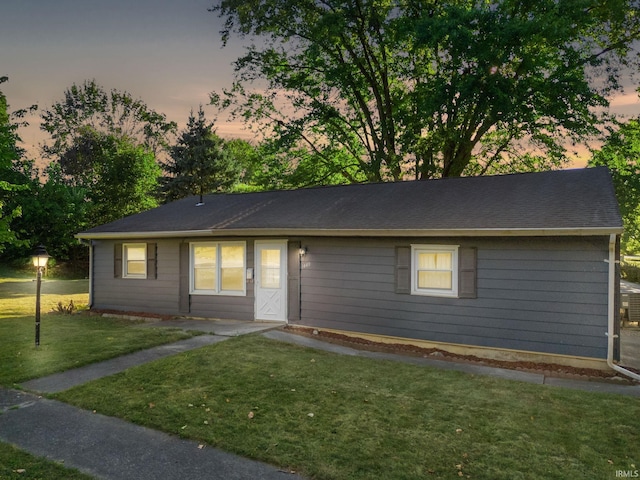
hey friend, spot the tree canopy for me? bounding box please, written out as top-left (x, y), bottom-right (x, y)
top-left (211, 0), bottom-right (640, 182)
top-left (39, 81), bottom-right (170, 226)
top-left (589, 114), bottom-right (640, 254)
top-left (6, 162), bottom-right (88, 262)
top-left (161, 107), bottom-right (241, 202)
top-left (41, 79), bottom-right (176, 160)
top-left (83, 132), bottom-right (161, 225)
top-left (0, 77), bottom-right (36, 254)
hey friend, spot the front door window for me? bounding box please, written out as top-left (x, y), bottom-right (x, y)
top-left (255, 241), bottom-right (287, 321)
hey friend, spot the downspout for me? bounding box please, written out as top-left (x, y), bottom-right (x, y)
top-left (88, 240), bottom-right (94, 309)
top-left (607, 234), bottom-right (640, 381)
top-left (77, 238), bottom-right (94, 308)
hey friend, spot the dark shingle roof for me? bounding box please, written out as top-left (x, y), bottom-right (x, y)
top-left (78, 167), bottom-right (622, 239)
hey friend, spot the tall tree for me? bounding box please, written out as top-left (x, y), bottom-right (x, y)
top-left (161, 107), bottom-right (241, 202)
top-left (0, 77), bottom-right (36, 254)
top-left (39, 81), bottom-right (171, 228)
top-left (211, 0), bottom-right (640, 181)
top-left (58, 128), bottom-right (161, 226)
top-left (589, 114), bottom-right (640, 254)
top-left (41, 79), bottom-right (176, 161)
top-left (5, 161), bottom-right (89, 262)
top-left (91, 135), bottom-right (161, 225)
top-left (225, 138), bottom-right (368, 191)
top-left (3, 140), bottom-right (153, 263)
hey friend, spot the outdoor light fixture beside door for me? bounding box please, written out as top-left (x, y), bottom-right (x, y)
top-left (32, 245), bottom-right (50, 348)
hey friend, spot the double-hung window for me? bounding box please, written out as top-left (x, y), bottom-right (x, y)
top-left (190, 242), bottom-right (246, 296)
top-left (411, 245), bottom-right (459, 297)
top-left (123, 243), bottom-right (147, 279)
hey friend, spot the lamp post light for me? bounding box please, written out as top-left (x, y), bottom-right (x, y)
top-left (32, 245), bottom-right (50, 348)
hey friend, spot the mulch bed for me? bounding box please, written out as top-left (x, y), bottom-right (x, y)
top-left (285, 325), bottom-right (640, 385)
top-left (88, 309), bottom-right (174, 321)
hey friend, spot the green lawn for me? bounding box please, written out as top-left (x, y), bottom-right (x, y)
top-left (0, 442), bottom-right (93, 480)
top-left (0, 273), bottom-right (197, 479)
top-left (54, 335), bottom-right (640, 480)
top-left (0, 276), bottom-right (90, 320)
top-left (2, 273), bottom-right (639, 479)
top-left (0, 274), bottom-right (195, 386)
top-left (0, 315), bottom-right (196, 386)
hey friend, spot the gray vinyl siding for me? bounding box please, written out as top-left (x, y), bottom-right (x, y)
top-left (91, 238), bottom-right (254, 319)
top-left (92, 239), bottom-right (181, 315)
top-left (294, 236), bottom-right (610, 359)
top-left (91, 234), bottom-right (612, 359)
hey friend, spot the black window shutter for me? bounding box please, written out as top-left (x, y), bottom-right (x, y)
top-left (114, 243), bottom-right (123, 278)
top-left (395, 246), bottom-right (411, 294)
top-left (147, 243), bottom-right (157, 279)
top-left (287, 241), bottom-right (301, 321)
top-left (458, 247), bottom-right (477, 299)
top-left (178, 243), bottom-right (190, 313)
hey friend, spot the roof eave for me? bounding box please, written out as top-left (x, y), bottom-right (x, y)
top-left (76, 226), bottom-right (623, 240)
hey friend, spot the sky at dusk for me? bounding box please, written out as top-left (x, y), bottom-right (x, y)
top-left (2, 0), bottom-right (640, 165)
top-left (2, 0), bottom-right (251, 159)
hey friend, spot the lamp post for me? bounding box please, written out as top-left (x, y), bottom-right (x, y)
top-left (32, 245), bottom-right (50, 348)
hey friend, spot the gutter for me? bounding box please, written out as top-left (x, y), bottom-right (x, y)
top-left (75, 226), bottom-right (623, 241)
top-left (607, 233), bottom-right (640, 381)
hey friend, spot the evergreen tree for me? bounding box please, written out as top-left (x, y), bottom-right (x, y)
top-left (162, 107), bottom-right (241, 202)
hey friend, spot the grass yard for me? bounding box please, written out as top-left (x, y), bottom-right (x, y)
top-left (0, 275), bottom-right (90, 320)
top-left (55, 335), bottom-right (640, 480)
top-left (0, 274), bottom-right (196, 386)
top-left (0, 442), bottom-right (93, 480)
top-left (0, 271), bottom-right (199, 479)
top-left (0, 315), bottom-right (196, 386)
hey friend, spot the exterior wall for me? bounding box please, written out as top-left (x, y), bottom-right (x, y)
top-left (91, 235), bottom-right (612, 359)
top-left (91, 238), bottom-right (255, 320)
top-left (92, 239), bottom-right (181, 315)
top-left (293, 236), bottom-right (611, 359)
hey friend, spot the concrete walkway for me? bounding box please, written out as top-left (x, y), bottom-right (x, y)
top-left (2, 320), bottom-right (640, 480)
top-left (0, 389), bottom-right (299, 480)
top-left (1, 319), bottom-right (299, 480)
top-left (263, 331), bottom-right (640, 398)
top-left (21, 335), bottom-right (227, 394)
top-left (22, 318), bottom-right (283, 394)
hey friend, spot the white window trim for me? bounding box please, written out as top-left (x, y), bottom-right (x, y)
top-left (411, 244), bottom-right (459, 298)
top-left (123, 243), bottom-right (147, 279)
top-left (189, 241), bottom-right (246, 296)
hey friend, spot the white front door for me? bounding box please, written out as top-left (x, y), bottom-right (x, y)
top-left (255, 241), bottom-right (288, 321)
